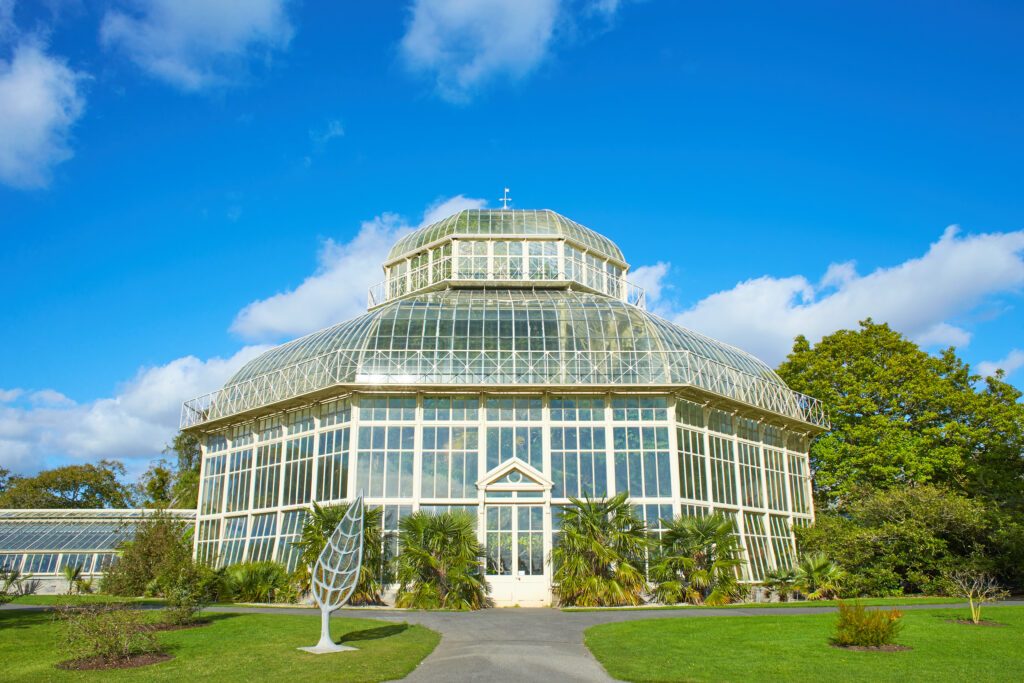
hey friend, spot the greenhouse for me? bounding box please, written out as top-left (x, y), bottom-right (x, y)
top-left (0, 508), bottom-right (196, 593)
top-left (182, 208), bottom-right (827, 606)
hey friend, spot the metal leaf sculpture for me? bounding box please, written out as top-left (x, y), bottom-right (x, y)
top-left (301, 495), bottom-right (365, 653)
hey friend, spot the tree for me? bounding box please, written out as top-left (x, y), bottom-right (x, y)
top-left (777, 320), bottom-right (1024, 512)
top-left (292, 502), bottom-right (389, 605)
top-left (394, 511), bottom-right (489, 610)
top-left (945, 569), bottom-right (1009, 624)
top-left (138, 460), bottom-right (175, 508)
top-left (0, 460), bottom-right (134, 509)
top-left (551, 493), bottom-right (649, 607)
top-left (165, 431), bottom-right (201, 508)
top-left (796, 485), bottom-right (997, 596)
top-left (0, 467), bottom-right (10, 494)
top-left (794, 553), bottom-right (845, 599)
top-left (650, 512), bottom-right (744, 605)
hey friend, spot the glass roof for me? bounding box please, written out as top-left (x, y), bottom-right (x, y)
top-left (0, 509), bottom-right (195, 553)
top-left (225, 290), bottom-right (783, 386)
top-left (386, 209), bottom-right (626, 264)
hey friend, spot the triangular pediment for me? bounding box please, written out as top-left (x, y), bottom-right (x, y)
top-left (478, 458), bottom-right (551, 491)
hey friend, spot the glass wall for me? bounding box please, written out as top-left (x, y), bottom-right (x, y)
top-left (194, 392), bottom-right (814, 580)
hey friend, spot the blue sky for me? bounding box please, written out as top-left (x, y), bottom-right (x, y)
top-left (1, 1), bottom-right (1023, 476)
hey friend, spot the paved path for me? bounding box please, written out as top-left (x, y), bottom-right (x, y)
top-left (7, 600), bottom-right (1020, 682)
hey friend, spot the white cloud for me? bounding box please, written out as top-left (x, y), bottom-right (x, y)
top-left (400, 0), bottom-right (560, 101)
top-left (640, 226), bottom-right (1024, 366)
top-left (0, 388), bottom-right (22, 403)
top-left (0, 346), bottom-right (268, 474)
top-left (978, 349), bottom-right (1024, 379)
top-left (28, 389), bottom-right (74, 407)
top-left (100, 0), bottom-right (294, 91)
top-left (0, 41), bottom-right (87, 189)
top-left (231, 194), bottom-right (487, 341)
top-left (629, 262), bottom-right (670, 305)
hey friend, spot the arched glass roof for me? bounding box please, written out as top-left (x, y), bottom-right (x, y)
top-left (386, 209), bottom-right (626, 264)
top-left (225, 290), bottom-right (784, 387)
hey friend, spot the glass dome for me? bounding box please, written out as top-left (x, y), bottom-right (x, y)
top-left (182, 208), bottom-right (827, 429)
top-left (386, 209), bottom-right (625, 265)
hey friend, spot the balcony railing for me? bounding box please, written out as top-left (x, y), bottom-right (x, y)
top-left (367, 255), bottom-right (646, 309)
top-left (181, 347), bottom-right (830, 430)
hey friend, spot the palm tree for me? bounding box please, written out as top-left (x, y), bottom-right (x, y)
top-left (795, 553), bottom-right (845, 599)
top-left (763, 566), bottom-right (799, 602)
top-left (292, 502), bottom-right (388, 605)
top-left (62, 564), bottom-right (83, 595)
top-left (394, 511), bottom-right (489, 610)
top-left (650, 513), bottom-right (744, 606)
top-left (552, 493), bottom-right (649, 607)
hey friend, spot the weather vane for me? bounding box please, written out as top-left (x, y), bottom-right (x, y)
top-left (499, 187), bottom-right (512, 209)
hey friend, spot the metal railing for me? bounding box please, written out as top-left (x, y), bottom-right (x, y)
top-left (367, 255), bottom-right (647, 309)
top-left (181, 348), bottom-right (829, 430)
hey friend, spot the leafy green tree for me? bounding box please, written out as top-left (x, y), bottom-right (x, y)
top-left (138, 460), bottom-right (175, 508)
top-left (0, 467), bottom-right (10, 494)
top-left (394, 511), bottom-right (489, 610)
top-left (0, 460), bottom-right (134, 509)
top-left (650, 513), bottom-right (744, 605)
top-left (292, 502), bottom-right (389, 605)
top-left (794, 553), bottom-right (845, 599)
top-left (552, 493), bottom-right (649, 607)
top-left (165, 431), bottom-right (201, 508)
top-left (777, 320), bottom-right (1024, 511)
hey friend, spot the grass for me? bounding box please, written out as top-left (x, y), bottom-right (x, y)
top-left (584, 605), bottom-right (1024, 682)
top-left (12, 594), bottom-right (164, 606)
top-left (564, 596), bottom-right (962, 611)
top-left (0, 608), bottom-right (439, 682)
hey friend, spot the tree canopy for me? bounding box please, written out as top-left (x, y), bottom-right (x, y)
top-left (0, 460), bottom-right (134, 509)
top-left (777, 319), bottom-right (1024, 512)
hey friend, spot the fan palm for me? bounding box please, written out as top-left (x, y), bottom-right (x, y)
top-left (62, 564), bottom-right (84, 595)
top-left (292, 502), bottom-right (388, 605)
top-left (763, 566), bottom-right (799, 602)
top-left (552, 493), bottom-right (649, 607)
top-left (650, 512), bottom-right (744, 606)
top-left (225, 561), bottom-right (291, 603)
top-left (394, 511), bottom-right (489, 610)
top-left (795, 553), bottom-right (845, 599)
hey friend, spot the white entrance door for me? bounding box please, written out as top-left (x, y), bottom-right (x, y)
top-left (484, 504), bottom-right (549, 606)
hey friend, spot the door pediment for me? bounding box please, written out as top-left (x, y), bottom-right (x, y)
top-left (478, 458), bottom-right (551, 492)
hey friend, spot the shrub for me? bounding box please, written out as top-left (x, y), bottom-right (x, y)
top-left (56, 604), bottom-right (161, 665)
top-left (651, 513), bottom-right (744, 606)
top-left (552, 493), bottom-right (649, 607)
top-left (162, 561), bottom-right (220, 625)
top-left (224, 561), bottom-right (294, 603)
top-left (831, 601), bottom-right (903, 647)
top-left (101, 510), bottom-right (193, 597)
top-left (395, 511), bottom-right (489, 610)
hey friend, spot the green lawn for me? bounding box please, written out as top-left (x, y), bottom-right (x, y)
top-left (0, 608), bottom-right (439, 682)
top-left (564, 596), bottom-right (962, 611)
top-left (11, 594), bottom-right (164, 606)
top-left (585, 606), bottom-right (1024, 682)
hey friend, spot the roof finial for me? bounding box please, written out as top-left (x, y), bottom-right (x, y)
top-left (498, 187), bottom-right (511, 210)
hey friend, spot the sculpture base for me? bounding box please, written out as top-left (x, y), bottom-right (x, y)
top-left (298, 643), bottom-right (358, 655)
